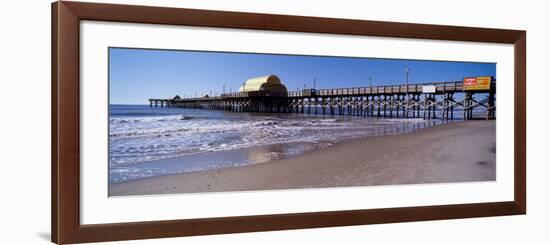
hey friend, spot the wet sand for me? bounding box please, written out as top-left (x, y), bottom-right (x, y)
top-left (109, 120), bottom-right (496, 196)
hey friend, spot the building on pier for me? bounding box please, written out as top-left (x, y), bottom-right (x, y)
top-left (238, 75), bottom-right (288, 96)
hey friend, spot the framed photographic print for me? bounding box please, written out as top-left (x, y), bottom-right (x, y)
top-left (51, 1), bottom-right (526, 244)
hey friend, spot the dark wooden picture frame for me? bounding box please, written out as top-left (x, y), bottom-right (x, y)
top-left (51, 1), bottom-right (526, 244)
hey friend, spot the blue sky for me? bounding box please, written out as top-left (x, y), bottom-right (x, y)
top-left (109, 47), bottom-right (495, 105)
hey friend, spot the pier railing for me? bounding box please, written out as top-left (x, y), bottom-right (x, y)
top-left (172, 80), bottom-right (473, 99)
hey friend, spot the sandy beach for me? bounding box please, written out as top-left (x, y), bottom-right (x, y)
top-left (109, 120), bottom-right (496, 196)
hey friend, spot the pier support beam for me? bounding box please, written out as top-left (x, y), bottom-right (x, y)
top-left (487, 84), bottom-right (496, 120)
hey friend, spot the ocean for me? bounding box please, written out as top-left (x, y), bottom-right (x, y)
top-left (109, 104), bottom-right (451, 183)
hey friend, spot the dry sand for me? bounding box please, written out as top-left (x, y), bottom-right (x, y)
top-left (109, 120), bottom-right (496, 196)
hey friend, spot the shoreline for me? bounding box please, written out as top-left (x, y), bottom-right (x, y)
top-left (109, 120), bottom-right (496, 196)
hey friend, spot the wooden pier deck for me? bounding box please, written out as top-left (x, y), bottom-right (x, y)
top-left (149, 78), bottom-right (496, 120)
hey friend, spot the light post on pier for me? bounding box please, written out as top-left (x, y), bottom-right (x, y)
top-left (313, 78), bottom-right (316, 90)
top-left (406, 67), bottom-right (409, 87)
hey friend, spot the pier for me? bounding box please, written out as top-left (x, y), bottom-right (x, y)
top-left (149, 75), bottom-right (496, 120)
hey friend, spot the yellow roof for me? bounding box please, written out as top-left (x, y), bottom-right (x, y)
top-left (238, 75), bottom-right (284, 92)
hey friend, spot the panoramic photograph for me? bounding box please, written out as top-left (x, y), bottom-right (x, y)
top-left (108, 47), bottom-right (496, 196)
